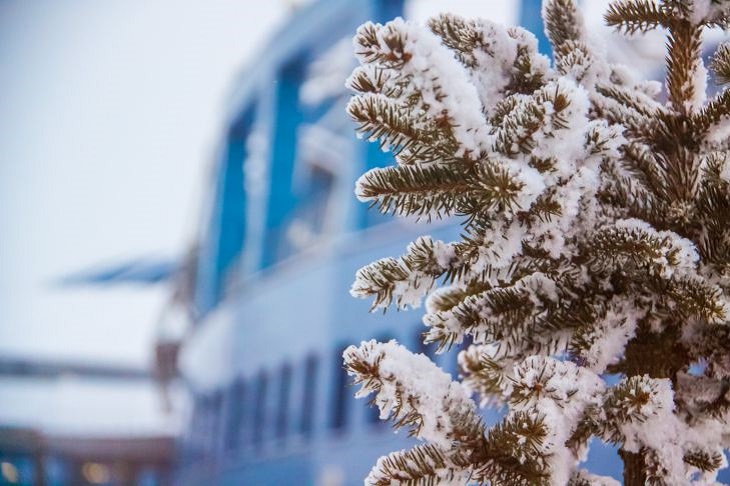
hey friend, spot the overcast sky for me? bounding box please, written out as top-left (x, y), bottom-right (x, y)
top-left (0, 0), bottom-right (290, 366)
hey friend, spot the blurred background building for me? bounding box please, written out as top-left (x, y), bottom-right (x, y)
top-left (2, 0), bottom-right (722, 485)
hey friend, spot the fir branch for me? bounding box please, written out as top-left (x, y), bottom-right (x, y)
top-left (428, 15), bottom-right (547, 98)
top-left (354, 21), bottom-right (411, 69)
top-left (566, 409), bottom-right (600, 457)
top-left (426, 282), bottom-right (492, 314)
top-left (347, 94), bottom-right (457, 158)
top-left (599, 375), bottom-right (667, 444)
top-left (355, 164), bottom-right (472, 218)
top-left (509, 356), bottom-right (584, 407)
top-left (344, 340), bottom-right (485, 445)
top-left (367, 444), bottom-right (469, 486)
top-left (506, 34), bottom-right (548, 95)
top-left (690, 88), bottom-right (730, 137)
top-left (619, 142), bottom-right (665, 199)
top-left (696, 152), bottom-right (730, 264)
top-left (351, 257), bottom-right (413, 310)
top-left (489, 96), bottom-right (522, 127)
top-left (594, 84), bottom-right (665, 120)
top-left (427, 14), bottom-right (483, 69)
top-left (604, 0), bottom-right (668, 34)
top-left (351, 237), bottom-right (453, 311)
top-left (424, 284), bottom-right (535, 351)
top-left (660, 275), bottom-right (727, 323)
top-left (682, 447), bottom-right (724, 473)
top-left (493, 82), bottom-right (573, 157)
top-left (543, 0), bottom-right (584, 50)
top-left (521, 192), bottom-right (562, 225)
top-left (425, 271), bottom-right (579, 354)
top-left (554, 39), bottom-right (594, 82)
top-left (356, 160), bottom-right (525, 220)
top-left (568, 297), bottom-right (641, 373)
top-left (440, 239), bottom-right (485, 283)
top-left (460, 345), bottom-right (512, 402)
top-left (473, 412), bottom-right (551, 486)
top-left (710, 42), bottom-right (730, 85)
top-left (590, 91), bottom-right (656, 140)
top-left (581, 221), bottom-right (696, 279)
top-left (665, 19), bottom-right (704, 112)
top-left (347, 66), bottom-right (402, 99)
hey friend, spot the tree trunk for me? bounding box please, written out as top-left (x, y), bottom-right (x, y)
top-left (620, 449), bottom-right (647, 486)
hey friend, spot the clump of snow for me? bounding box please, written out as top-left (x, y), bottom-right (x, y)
top-left (509, 356), bottom-right (605, 484)
top-left (611, 218), bottom-right (699, 278)
top-left (343, 339), bottom-right (476, 448)
top-left (610, 377), bottom-right (686, 483)
top-left (353, 18), bottom-right (492, 155)
top-left (572, 470), bottom-right (621, 486)
top-left (391, 272), bottom-right (435, 309)
top-left (689, 0), bottom-right (730, 25)
top-left (706, 118), bottom-right (730, 148)
top-left (580, 297), bottom-right (644, 374)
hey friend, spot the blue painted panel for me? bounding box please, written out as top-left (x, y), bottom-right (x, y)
top-left (255, 0), bottom-right (406, 245)
top-left (585, 440), bottom-right (623, 480)
top-left (195, 110), bottom-right (252, 315)
top-left (519, 0), bottom-right (552, 58)
top-left (373, 0), bottom-right (405, 23)
top-left (214, 139), bottom-right (247, 295)
top-left (221, 454), bottom-right (312, 486)
top-left (261, 61), bottom-right (306, 269)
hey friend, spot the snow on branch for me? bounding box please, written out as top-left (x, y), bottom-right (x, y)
top-left (345, 0), bottom-right (730, 483)
top-left (343, 339), bottom-right (481, 448)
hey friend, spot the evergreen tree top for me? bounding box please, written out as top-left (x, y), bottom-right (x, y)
top-left (343, 0), bottom-right (730, 484)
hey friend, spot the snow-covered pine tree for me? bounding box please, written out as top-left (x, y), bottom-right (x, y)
top-left (342, 1), bottom-right (730, 485)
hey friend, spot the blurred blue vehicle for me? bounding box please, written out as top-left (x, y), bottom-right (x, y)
top-left (170, 1), bottom-right (626, 485)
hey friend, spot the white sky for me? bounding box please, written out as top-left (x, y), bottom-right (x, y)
top-left (0, 0), bottom-right (288, 366)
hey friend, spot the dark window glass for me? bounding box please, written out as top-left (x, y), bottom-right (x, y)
top-left (190, 396), bottom-right (204, 444)
top-left (224, 379), bottom-right (245, 451)
top-left (301, 354), bottom-right (318, 437)
top-left (192, 396), bottom-right (207, 461)
top-left (262, 61), bottom-right (304, 268)
top-left (211, 392), bottom-right (224, 456)
top-left (252, 370), bottom-right (268, 448)
top-left (194, 107), bottom-right (254, 316)
top-left (414, 324), bottom-right (438, 360)
top-left (202, 395), bottom-right (212, 455)
top-left (276, 363), bottom-right (292, 440)
top-left (330, 345), bottom-right (350, 431)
